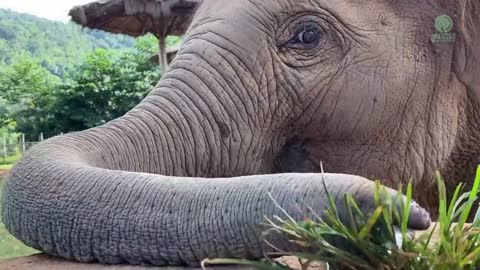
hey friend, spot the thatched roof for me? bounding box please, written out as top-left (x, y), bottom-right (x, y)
top-left (69, 0), bottom-right (200, 37)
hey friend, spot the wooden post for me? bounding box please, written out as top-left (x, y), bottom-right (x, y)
top-left (39, 132), bottom-right (44, 142)
top-left (21, 133), bottom-right (26, 154)
top-left (157, 13), bottom-right (169, 73)
top-left (158, 36), bottom-right (169, 73)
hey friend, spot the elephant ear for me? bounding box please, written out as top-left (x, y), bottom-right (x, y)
top-left (453, 0), bottom-right (480, 102)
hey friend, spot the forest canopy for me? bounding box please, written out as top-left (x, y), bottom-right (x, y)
top-left (0, 8), bottom-right (134, 77)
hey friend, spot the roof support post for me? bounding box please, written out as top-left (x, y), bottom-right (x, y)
top-left (158, 36), bottom-right (169, 72)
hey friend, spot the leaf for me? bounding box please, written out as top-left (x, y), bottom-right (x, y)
top-left (401, 183), bottom-right (413, 243)
top-left (359, 206), bottom-right (384, 239)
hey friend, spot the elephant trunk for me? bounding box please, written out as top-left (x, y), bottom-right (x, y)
top-left (0, 99), bottom-right (372, 265)
top-left (3, 150), bottom-right (357, 265)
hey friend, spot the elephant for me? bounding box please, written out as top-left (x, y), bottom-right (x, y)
top-left (2, 0), bottom-right (480, 267)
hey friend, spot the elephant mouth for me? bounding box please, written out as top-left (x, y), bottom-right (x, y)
top-left (273, 137), bottom-right (322, 173)
top-left (272, 136), bottom-right (381, 178)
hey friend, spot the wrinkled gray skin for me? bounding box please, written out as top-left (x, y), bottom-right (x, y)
top-left (3, 0), bottom-right (480, 266)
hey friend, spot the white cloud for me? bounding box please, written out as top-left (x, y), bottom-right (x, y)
top-left (0, 0), bottom-right (93, 22)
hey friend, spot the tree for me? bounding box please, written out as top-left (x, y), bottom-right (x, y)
top-left (0, 8), bottom-right (135, 77)
top-left (0, 33), bottom-right (180, 140)
top-left (48, 36), bottom-right (162, 135)
top-left (0, 55), bottom-right (60, 140)
top-left (0, 96), bottom-right (11, 126)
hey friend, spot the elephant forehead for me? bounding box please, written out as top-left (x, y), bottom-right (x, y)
top-left (193, 0), bottom-right (455, 24)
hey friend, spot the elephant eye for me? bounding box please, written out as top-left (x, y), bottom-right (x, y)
top-left (286, 23), bottom-right (323, 49)
top-left (298, 28), bottom-right (320, 44)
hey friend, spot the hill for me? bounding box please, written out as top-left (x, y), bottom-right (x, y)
top-left (0, 8), bottom-right (135, 77)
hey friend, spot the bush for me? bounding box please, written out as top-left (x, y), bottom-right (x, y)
top-left (0, 36), bottom-right (166, 140)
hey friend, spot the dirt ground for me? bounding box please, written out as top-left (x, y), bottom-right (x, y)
top-left (0, 169), bottom-right (9, 180)
top-left (0, 169), bottom-right (9, 181)
top-left (0, 255), bottom-right (326, 270)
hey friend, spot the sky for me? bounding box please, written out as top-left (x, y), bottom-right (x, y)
top-left (0, 0), bottom-right (93, 22)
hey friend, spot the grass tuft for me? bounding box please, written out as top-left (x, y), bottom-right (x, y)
top-left (0, 153), bottom-right (21, 166)
top-left (208, 166), bottom-right (480, 270)
top-left (0, 164), bottom-right (13, 171)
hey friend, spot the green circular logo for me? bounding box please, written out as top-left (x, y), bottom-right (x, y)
top-left (435, 14), bottom-right (453, 33)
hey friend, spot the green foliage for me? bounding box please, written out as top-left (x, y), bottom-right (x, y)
top-left (0, 9), bottom-right (184, 141)
top-left (0, 97), bottom-right (11, 126)
top-left (208, 167), bottom-right (480, 270)
top-left (0, 153), bottom-right (21, 167)
top-left (166, 36), bottom-right (183, 47)
top-left (0, 55), bottom-right (60, 139)
top-left (0, 36), bottom-right (163, 140)
top-left (0, 54), bottom-right (59, 101)
top-left (48, 37), bottom-right (162, 135)
top-left (0, 8), bottom-right (134, 77)
top-left (0, 164), bottom-right (13, 170)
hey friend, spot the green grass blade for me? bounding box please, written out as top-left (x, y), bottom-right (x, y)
top-left (359, 206), bottom-right (383, 239)
top-left (460, 246), bottom-right (480, 267)
top-left (447, 184), bottom-right (464, 219)
top-left (421, 221), bottom-right (439, 254)
top-left (401, 183), bottom-right (413, 242)
top-left (473, 204), bottom-right (480, 228)
top-left (458, 166), bottom-right (480, 230)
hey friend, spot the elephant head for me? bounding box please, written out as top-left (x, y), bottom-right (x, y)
top-left (2, 0), bottom-right (480, 266)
